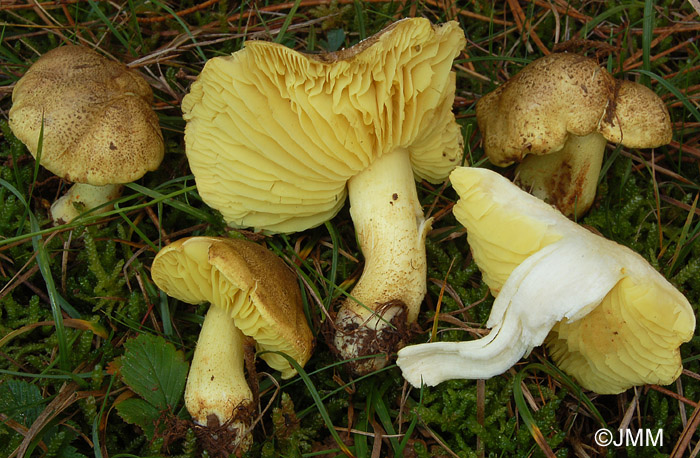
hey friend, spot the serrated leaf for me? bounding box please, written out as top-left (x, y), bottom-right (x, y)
top-left (120, 334), bottom-right (188, 412)
top-left (0, 380), bottom-right (44, 427)
top-left (115, 398), bottom-right (161, 438)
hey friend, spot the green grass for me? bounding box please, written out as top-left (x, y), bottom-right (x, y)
top-left (1, 1), bottom-right (700, 457)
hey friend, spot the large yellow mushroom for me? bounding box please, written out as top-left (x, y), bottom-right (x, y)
top-left (397, 167), bottom-right (695, 394)
top-left (476, 53), bottom-right (672, 217)
top-left (181, 18), bottom-right (466, 374)
top-left (9, 45), bottom-right (164, 224)
top-left (151, 237), bottom-right (314, 453)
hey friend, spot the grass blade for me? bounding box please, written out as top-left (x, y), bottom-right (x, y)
top-left (581, 3), bottom-right (644, 37)
top-left (275, 0), bottom-right (302, 44)
top-left (353, 0), bottom-right (366, 40)
top-left (668, 193), bottom-right (698, 276)
top-left (114, 203), bottom-right (159, 253)
top-left (635, 69), bottom-right (700, 123)
top-left (126, 183), bottom-right (217, 224)
top-left (0, 178), bottom-right (71, 372)
top-left (146, 0), bottom-right (206, 61)
top-left (513, 370), bottom-right (557, 457)
top-left (640, 0), bottom-right (654, 86)
top-left (373, 386), bottom-right (401, 453)
top-left (87, 0), bottom-right (136, 57)
top-left (267, 350), bottom-right (355, 457)
top-left (324, 221), bottom-right (340, 309)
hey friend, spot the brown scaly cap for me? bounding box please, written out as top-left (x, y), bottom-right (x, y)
top-left (476, 52), bottom-right (671, 166)
top-left (599, 80), bottom-right (672, 147)
top-left (9, 45), bottom-right (164, 185)
top-left (151, 237), bottom-right (314, 379)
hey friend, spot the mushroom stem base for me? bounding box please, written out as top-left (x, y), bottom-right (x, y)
top-left (50, 182), bottom-right (123, 225)
top-left (185, 305), bottom-right (253, 453)
top-left (333, 147), bottom-right (429, 374)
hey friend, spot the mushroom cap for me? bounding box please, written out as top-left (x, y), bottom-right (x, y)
top-left (476, 53), bottom-right (671, 167)
top-left (9, 45), bottom-right (164, 185)
top-left (452, 167), bottom-right (566, 294)
top-left (450, 167), bottom-right (694, 393)
top-left (181, 18), bottom-right (465, 232)
top-left (151, 237), bottom-right (314, 379)
top-left (598, 80), bottom-right (673, 147)
top-left (548, 275), bottom-right (693, 394)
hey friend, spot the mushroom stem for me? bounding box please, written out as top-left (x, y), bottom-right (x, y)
top-left (333, 147), bottom-right (430, 373)
top-left (185, 305), bottom-right (253, 450)
top-left (515, 132), bottom-right (607, 217)
top-left (50, 182), bottom-right (124, 224)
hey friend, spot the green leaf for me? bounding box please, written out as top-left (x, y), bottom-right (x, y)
top-left (325, 29), bottom-right (346, 52)
top-left (57, 445), bottom-right (88, 458)
top-left (0, 379), bottom-right (44, 427)
top-left (120, 334), bottom-right (188, 412)
top-left (115, 398), bottom-right (161, 439)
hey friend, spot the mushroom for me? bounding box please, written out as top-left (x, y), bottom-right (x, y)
top-left (181, 18), bottom-right (466, 374)
top-left (396, 167), bottom-right (695, 394)
top-left (150, 236), bottom-right (313, 452)
top-left (476, 53), bottom-right (672, 217)
top-left (8, 45), bottom-right (164, 224)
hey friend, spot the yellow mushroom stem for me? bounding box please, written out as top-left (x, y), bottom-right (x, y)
top-left (333, 147), bottom-right (431, 373)
top-left (516, 132), bottom-right (608, 217)
top-left (50, 182), bottom-right (123, 224)
top-left (185, 304), bottom-right (253, 450)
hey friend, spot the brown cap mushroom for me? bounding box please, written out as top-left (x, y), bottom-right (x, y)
top-left (181, 18), bottom-right (466, 374)
top-left (476, 53), bottom-right (672, 217)
top-left (151, 236), bottom-right (313, 453)
top-left (8, 45), bottom-right (164, 223)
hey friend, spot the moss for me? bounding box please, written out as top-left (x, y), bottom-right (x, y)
top-left (415, 378), bottom-right (518, 455)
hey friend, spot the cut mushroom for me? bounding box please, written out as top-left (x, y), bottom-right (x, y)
top-left (181, 18), bottom-right (466, 374)
top-left (8, 45), bottom-right (164, 224)
top-left (396, 167), bottom-right (695, 394)
top-left (151, 236), bottom-right (314, 453)
top-left (476, 53), bottom-right (672, 217)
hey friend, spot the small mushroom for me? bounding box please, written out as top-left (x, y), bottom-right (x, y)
top-left (150, 236), bottom-right (313, 453)
top-left (181, 18), bottom-right (466, 374)
top-left (8, 45), bottom-right (164, 224)
top-left (396, 167), bottom-right (694, 394)
top-left (476, 53), bottom-right (671, 217)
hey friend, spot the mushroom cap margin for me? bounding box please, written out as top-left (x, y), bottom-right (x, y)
top-left (151, 237), bottom-right (314, 379)
top-left (181, 18), bottom-right (466, 232)
top-left (475, 53), bottom-right (672, 167)
top-left (9, 45), bottom-right (164, 185)
top-left (450, 166), bottom-right (695, 393)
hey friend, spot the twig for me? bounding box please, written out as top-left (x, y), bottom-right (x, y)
top-left (137, 0), bottom-right (221, 23)
top-left (506, 0), bottom-right (551, 55)
top-left (671, 403), bottom-right (700, 458)
top-left (424, 0), bottom-right (514, 25)
top-left (660, 194), bottom-right (700, 217)
top-left (620, 150), bottom-right (696, 185)
top-left (619, 387), bottom-right (640, 430)
top-left (531, 0), bottom-right (590, 21)
top-left (648, 385), bottom-right (698, 408)
top-left (418, 422), bottom-right (462, 458)
top-left (621, 12), bottom-right (699, 71)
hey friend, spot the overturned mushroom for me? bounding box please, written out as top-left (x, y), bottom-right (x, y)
top-left (9, 45), bottom-right (164, 224)
top-left (397, 167), bottom-right (694, 394)
top-left (476, 53), bottom-right (671, 217)
top-left (181, 18), bottom-right (466, 374)
top-left (151, 237), bottom-right (313, 453)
